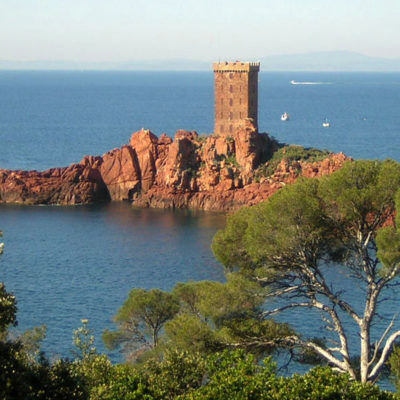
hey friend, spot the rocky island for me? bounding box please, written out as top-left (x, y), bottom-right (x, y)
top-left (0, 61), bottom-right (350, 211)
top-left (0, 121), bottom-right (349, 211)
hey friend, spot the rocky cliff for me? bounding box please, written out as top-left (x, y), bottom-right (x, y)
top-left (0, 122), bottom-right (350, 211)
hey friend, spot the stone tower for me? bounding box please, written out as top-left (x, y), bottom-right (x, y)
top-left (213, 61), bottom-right (260, 136)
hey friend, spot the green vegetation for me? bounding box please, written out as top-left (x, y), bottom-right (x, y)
top-left (255, 144), bottom-right (332, 179)
top-left (195, 134), bottom-right (208, 145)
top-left (103, 289), bottom-right (180, 360)
top-left (180, 351), bottom-right (396, 400)
top-left (389, 346), bottom-right (400, 393)
top-left (223, 154), bottom-right (239, 168)
top-left (213, 160), bottom-right (400, 383)
top-left (45, 349), bottom-right (400, 399)
top-left (4, 159), bottom-right (400, 398)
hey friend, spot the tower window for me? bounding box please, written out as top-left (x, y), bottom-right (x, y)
top-left (229, 112), bottom-right (233, 120)
top-left (229, 98), bottom-right (233, 106)
top-left (229, 85), bottom-right (233, 93)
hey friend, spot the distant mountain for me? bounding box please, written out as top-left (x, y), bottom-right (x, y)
top-left (1, 51), bottom-right (400, 71)
top-left (260, 51), bottom-right (400, 71)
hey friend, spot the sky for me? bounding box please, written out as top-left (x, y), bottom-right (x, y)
top-left (1, 0), bottom-right (399, 62)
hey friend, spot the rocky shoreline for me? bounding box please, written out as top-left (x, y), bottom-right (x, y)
top-left (0, 122), bottom-right (349, 211)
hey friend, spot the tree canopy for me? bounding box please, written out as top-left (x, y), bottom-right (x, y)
top-left (103, 288), bottom-right (180, 360)
top-left (213, 159), bottom-right (400, 383)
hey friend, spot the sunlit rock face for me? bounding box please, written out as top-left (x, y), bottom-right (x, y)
top-left (0, 125), bottom-right (350, 210)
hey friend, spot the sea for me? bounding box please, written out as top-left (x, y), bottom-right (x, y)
top-left (0, 70), bottom-right (400, 386)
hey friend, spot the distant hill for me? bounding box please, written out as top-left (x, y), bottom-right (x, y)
top-left (1, 51), bottom-right (400, 71)
top-left (260, 51), bottom-right (400, 71)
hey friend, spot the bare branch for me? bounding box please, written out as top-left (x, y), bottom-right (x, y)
top-left (264, 284), bottom-right (306, 299)
top-left (368, 329), bottom-right (400, 382)
top-left (368, 315), bottom-right (397, 368)
top-left (262, 302), bottom-right (312, 317)
top-left (297, 339), bottom-right (356, 379)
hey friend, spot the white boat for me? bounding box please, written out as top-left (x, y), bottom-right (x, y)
top-left (322, 119), bottom-right (330, 127)
top-left (291, 80), bottom-right (329, 85)
top-left (281, 112), bottom-right (290, 121)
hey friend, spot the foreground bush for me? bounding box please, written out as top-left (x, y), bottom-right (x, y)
top-left (74, 350), bottom-right (396, 400)
top-left (179, 351), bottom-right (397, 400)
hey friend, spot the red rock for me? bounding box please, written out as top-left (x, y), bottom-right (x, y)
top-left (130, 129), bottom-right (158, 192)
top-left (100, 146), bottom-right (140, 201)
top-left (0, 164), bottom-right (108, 205)
top-left (0, 127), bottom-right (351, 210)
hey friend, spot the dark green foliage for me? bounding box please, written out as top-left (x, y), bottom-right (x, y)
top-left (274, 367), bottom-right (397, 400)
top-left (212, 160), bottom-right (400, 383)
top-left (0, 341), bottom-right (86, 400)
top-left (75, 350), bottom-right (396, 400)
top-left (0, 340), bottom-right (36, 400)
top-left (224, 154), bottom-right (239, 168)
top-left (37, 359), bottom-right (88, 400)
top-left (165, 313), bottom-right (221, 354)
top-left (178, 350), bottom-right (396, 400)
top-left (142, 350), bottom-right (206, 399)
top-left (0, 283), bottom-right (17, 341)
top-left (85, 362), bottom-right (152, 400)
top-left (214, 158), bottom-right (400, 291)
top-left (212, 206), bottom-right (254, 271)
top-left (179, 350), bottom-right (276, 400)
top-left (103, 288), bottom-right (180, 360)
top-left (165, 277), bottom-right (293, 357)
top-left (389, 346), bottom-right (400, 392)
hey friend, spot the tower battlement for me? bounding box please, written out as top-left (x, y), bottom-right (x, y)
top-left (213, 61), bottom-right (260, 135)
top-left (213, 61), bottom-right (260, 73)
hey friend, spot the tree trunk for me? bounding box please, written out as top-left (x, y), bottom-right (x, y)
top-left (360, 323), bottom-right (370, 383)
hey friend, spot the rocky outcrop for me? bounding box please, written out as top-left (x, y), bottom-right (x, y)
top-left (134, 152), bottom-right (349, 212)
top-left (0, 124), bottom-right (351, 210)
top-left (0, 163), bottom-right (108, 205)
top-left (99, 146), bottom-right (140, 201)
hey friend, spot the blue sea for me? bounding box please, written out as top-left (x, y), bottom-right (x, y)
top-left (0, 71), bottom-right (400, 386)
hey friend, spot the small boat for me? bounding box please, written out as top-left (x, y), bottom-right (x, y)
top-left (281, 112), bottom-right (290, 121)
top-left (322, 119), bottom-right (330, 127)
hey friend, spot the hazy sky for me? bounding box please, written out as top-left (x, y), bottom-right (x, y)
top-left (1, 0), bottom-right (399, 62)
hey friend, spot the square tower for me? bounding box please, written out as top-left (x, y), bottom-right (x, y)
top-left (213, 61), bottom-right (260, 136)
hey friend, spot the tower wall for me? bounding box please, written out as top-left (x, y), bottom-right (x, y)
top-left (213, 61), bottom-right (260, 136)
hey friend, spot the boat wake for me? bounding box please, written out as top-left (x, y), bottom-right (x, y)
top-left (291, 80), bottom-right (331, 85)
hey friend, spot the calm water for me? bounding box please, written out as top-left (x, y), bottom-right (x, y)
top-left (0, 203), bottom-right (226, 360)
top-left (0, 71), bottom-right (400, 386)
